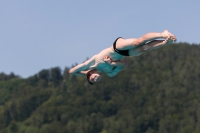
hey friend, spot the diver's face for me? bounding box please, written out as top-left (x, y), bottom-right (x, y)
top-left (89, 73), bottom-right (101, 84)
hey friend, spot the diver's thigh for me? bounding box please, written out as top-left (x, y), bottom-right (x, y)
top-left (116, 38), bottom-right (138, 50)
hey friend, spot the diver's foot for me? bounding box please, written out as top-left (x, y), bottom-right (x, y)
top-left (162, 30), bottom-right (177, 42)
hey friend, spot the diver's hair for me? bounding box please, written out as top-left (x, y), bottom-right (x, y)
top-left (86, 70), bottom-right (94, 85)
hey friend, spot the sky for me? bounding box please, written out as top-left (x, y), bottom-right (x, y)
top-left (0, 0), bottom-right (200, 78)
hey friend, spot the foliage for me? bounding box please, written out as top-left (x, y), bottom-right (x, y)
top-left (0, 42), bottom-right (200, 133)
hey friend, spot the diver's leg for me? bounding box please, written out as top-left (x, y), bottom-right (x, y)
top-left (128, 37), bottom-right (173, 56)
top-left (141, 37), bottom-right (173, 51)
top-left (138, 30), bottom-right (176, 44)
top-left (116, 30), bottom-right (176, 50)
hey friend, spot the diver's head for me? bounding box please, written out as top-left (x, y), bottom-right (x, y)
top-left (86, 70), bottom-right (101, 85)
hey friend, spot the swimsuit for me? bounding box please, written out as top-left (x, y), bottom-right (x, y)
top-left (113, 37), bottom-right (129, 56)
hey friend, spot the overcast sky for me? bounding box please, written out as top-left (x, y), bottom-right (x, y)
top-left (0, 0), bottom-right (200, 78)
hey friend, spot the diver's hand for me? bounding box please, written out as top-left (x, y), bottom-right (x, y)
top-left (103, 56), bottom-right (112, 64)
top-left (162, 37), bottom-right (174, 45)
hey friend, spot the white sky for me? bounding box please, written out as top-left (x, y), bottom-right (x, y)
top-left (0, 0), bottom-right (200, 78)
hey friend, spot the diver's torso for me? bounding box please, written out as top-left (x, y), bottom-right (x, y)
top-left (89, 46), bottom-right (124, 73)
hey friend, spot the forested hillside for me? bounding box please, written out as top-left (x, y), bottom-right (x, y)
top-left (0, 42), bottom-right (200, 133)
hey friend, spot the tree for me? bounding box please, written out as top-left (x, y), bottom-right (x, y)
top-left (50, 67), bottom-right (63, 86)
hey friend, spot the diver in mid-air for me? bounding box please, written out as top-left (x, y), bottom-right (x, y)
top-left (69, 30), bottom-right (177, 85)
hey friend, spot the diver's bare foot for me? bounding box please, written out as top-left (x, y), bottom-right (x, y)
top-left (162, 30), bottom-right (176, 42)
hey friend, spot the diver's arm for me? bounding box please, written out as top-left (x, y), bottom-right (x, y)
top-left (69, 69), bottom-right (89, 76)
top-left (107, 66), bottom-right (125, 77)
top-left (110, 60), bottom-right (127, 68)
top-left (104, 56), bottom-right (127, 68)
top-left (69, 56), bottom-right (95, 76)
